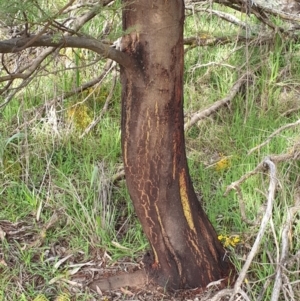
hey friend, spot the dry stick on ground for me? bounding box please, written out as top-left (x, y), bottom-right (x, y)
top-left (205, 0), bottom-right (300, 22)
top-left (225, 147), bottom-right (300, 198)
top-left (185, 6), bottom-right (250, 30)
top-left (184, 72), bottom-right (250, 131)
top-left (281, 106), bottom-right (300, 117)
top-left (79, 62), bottom-right (117, 139)
top-left (270, 189), bottom-right (300, 301)
top-left (248, 119), bottom-right (300, 155)
top-left (208, 288), bottom-right (251, 301)
top-left (227, 157), bottom-right (277, 301)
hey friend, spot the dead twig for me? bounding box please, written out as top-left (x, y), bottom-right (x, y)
top-left (248, 119), bottom-right (300, 155)
top-left (228, 157), bottom-right (277, 301)
top-left (225, 161), bottom-right (265, 196)
top-left (79, 61), bottom-right (117, 138)
top-left (0, 2), bottom-right (115, 109)
top-left (185, 6), bottom-right (250, 30)
top-left (184, 72), bottom-right (251, 131)
top-left (257, 277), bottom-right (273, 301)
top-left (270, 189), bottom-right (300, 301)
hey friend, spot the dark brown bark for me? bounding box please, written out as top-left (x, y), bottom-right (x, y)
top-left (120, 0), bottom-right (235, 290)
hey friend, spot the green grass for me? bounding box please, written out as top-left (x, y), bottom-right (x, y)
top-left (1, 2), bottom-right (300, 301)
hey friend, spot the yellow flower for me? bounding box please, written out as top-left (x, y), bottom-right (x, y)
top-left (218, 234), bottom-right (240, 248)
top-left (215, 155), bottom-right (231, 171)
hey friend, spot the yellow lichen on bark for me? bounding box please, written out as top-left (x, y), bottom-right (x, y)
top-left (179, 169), bottom-right (196, 233)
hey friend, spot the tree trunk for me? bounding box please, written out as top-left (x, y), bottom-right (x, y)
top-left (120, 0), bottom-right (234, 290)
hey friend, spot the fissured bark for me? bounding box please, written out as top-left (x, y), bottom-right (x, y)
top-left (120, 0), bottom-right (235, 290)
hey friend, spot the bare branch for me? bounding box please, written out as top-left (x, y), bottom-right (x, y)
top-left (228, 157), bottom-right (277, 301)
top-left (184, 34), bottom-right (248, 50)
top-left (0, 1), bottom-right (119, 107)
top-left (56, 59), bottom-right (115, 101)
top-left (79, 62), bottom-right (118, 138)
top-left (185, 6), bottom-right (250, 30)
top-left (0, 47), bottom-right (57, 108)
top-left (186, 0), bottom-right (300, 22)
top-left (248, 119), bottom-right (300, 155)
top-left (184, 72), bottom-right (250, 131)
top-left (270, 190), bottom-right (300, 301)
top-left (0, 35), bottom-right (133, 68)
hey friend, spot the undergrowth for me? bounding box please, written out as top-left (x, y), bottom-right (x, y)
top-left (0, 2), bottom-right (300, 301)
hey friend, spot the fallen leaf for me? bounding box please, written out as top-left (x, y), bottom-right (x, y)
top-left (120, 287), bottom-right (134, 296)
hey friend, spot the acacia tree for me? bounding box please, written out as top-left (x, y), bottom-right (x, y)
top-left (0, 0), bottom-right (236, 290)
top-left (118, 0), bottom-right (234, 289)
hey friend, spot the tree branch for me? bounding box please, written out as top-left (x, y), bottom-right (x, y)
top-left (248, 119), bottom-right (300, 155)
top-left (228, 157), bottom-right (277, 301)
top-left (270, 189), bottom-right (300, 301)
top-left (0, 35), bottom-right (133, 68)
top-left (184, 72), bottom-right (250, 131)
top-left (186, 0), bottom-right (300, 22)
top-left (79, 62), bottom-right (118, 139)
top-left (185, 6), bottom-right (250, 30)
top-left (9, 59), bottom-right (116, 130)
top-left (0, 2), bottom-right (119, 108)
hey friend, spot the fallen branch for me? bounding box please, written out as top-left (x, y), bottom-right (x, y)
top-left (184, 72), bottom-right (251, 131)
top-left (270, 189), bottom-right (300, 301)
top-left (226, 146), bottom-right (300, 197)
top-left (248, 119), bottom-right (300, 155)
top-left (185, 6), bottom-right (250, 30)
top-left (195, 0), bottom-right (300, 22)
top-left (228, 157), bottom-right (277, 301)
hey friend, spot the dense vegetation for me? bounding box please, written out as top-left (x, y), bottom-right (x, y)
top-left (0, 1), bottom-right (300, 300)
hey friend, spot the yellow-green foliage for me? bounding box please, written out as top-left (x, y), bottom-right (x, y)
top-left (2, 157), bottom-right (22, 180)
top-left (54, 292), bottom-right (70, 301)
top-left (66, 103), bottom-right (92, 130)
top-left (32, 294), bottom-right (48, 301)
top-left (215, 155), bottom-right (231, 171)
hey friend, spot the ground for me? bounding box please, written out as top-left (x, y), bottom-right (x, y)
top-left (0, 215), bottom-right (237, 301)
